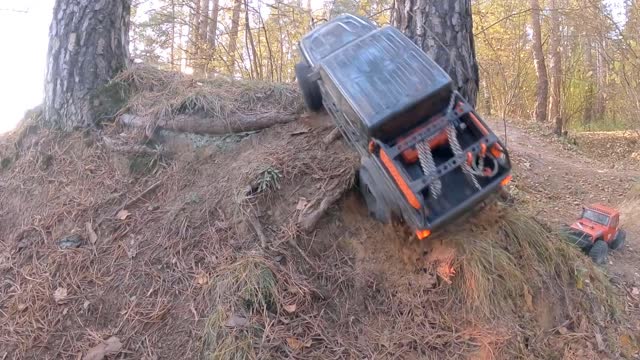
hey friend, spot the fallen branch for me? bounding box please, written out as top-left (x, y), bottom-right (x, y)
top-left (298, 188), bottom-right (348, 232)
top-left (288, 237), bottom-right (318, 272)
top-left (102, 137), bottom-right (164, 156)
top-left (246, 212), bottom-right (268, 248)
top-left (120, 112), bottom-right (299, 136)
top-left (323, 127), bottom-right (342, 146)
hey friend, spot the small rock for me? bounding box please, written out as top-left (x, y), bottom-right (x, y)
top-left (631, 287), bottom-right (639, 296)
top-left (226, 314), bottom-right (249, 328)
top-left (58, 234), bottom-right (83, 249)
top-left (147, 205), bottom-right (160, 211)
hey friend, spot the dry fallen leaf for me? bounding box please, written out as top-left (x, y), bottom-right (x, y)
top-left (53, 287), bottom-right (68, 304)
top-left (85, 222), bottom-right (98, 244)
top-left (116, 209), bottom-right (131, 220)
top-left (296, 198), bottom-right (308, 211)
top-left (286, 337), bottom-right (311, 350)
top-left (195, 272), bottom-right (209, 286)
top-left (595, 331), bottom-right (606, 351)
top-left (84, 336), bottom-right (122, 360)
top-left (632, 287), bottom-right (640, 296)
top-left (286, 337), bottom-right (304, 350)
top-left (523, 286), bottom-right (534, 312)
top-left (283, 303), bottom-right (297, 313)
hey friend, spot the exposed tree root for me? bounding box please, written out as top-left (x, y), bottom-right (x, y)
top-left (323, 127), bottom-right (342, 146)
top-left (119, 113), bottom-right (298, 136)
top-left (102, 137), bottom-right (164, 156)
top-left (297, 188), bottom-right (348, 232)
top-left (246, 211), bottom-right (268, 248)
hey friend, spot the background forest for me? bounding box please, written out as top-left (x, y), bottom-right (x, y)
top-left (130, 0), bottom-right (640, 132)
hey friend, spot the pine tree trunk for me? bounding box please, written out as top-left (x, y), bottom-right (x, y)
top-left (481, 77), bottom-right (492, 116)
top-left (194, 0), bottom-right (210, 75)
top-left (188, 0), bottom-right (201, 66)
top-left (45, 0), bottom-right (131, 130)
top-left (171, 0), bottom-right (176, 70)
top-left (227, 0), bottom-right (243, 75)
top-left (530, 0), bottom-right (548, 123)
top-left (549, 0), bottom-right (563, 134)
top-left (392, 0), bottom-right (479, 106)
top-left (595, 40), bottom-right (606, 120)
top-left (208, 0), bottom-right (219, 49)
top-left (199, 0), bottom-right (209, 44)
top-left (583, 38), bottom-right (595, 126)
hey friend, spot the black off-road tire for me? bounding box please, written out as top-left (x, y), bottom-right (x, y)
top-left (358, 166), bottom-right (391, 224)
top-left (589, 240), bottom-right (609, 265)
top-left (610, 230), bottom-right (626, 250)
top-left (295, 62), bottom-right (323, 112)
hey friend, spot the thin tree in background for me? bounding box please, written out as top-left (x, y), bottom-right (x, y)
top-left (45, 0), bottom-right (131, 130)
top-left (530, 0), bottom-right (548, 123)
top-left (228, 0), bottom-right (243, 75)
top-left (549, 0), bottom-right (563, 134)
top-left (393, 0), bottom-right (479, 106)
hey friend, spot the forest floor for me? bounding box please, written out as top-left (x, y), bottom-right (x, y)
top-left (1, 73), bottom-right (640, 359)
top-left (489, 118), bottom-right (640, 285)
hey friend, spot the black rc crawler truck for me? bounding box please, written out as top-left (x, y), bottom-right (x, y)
top-left (295, 14), bottom-right (512, 239)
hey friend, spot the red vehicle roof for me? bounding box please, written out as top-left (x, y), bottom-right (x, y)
top-left (586, 203), bottom-right (619, 216)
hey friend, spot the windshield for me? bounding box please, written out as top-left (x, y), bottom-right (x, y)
top-left (582, 209), bottom-right (609, 225)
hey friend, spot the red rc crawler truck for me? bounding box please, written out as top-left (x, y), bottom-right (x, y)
top-left (563, 204), bottom-right (626, 265)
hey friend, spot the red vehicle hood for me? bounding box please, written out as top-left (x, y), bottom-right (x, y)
top-left (570, 219), bottom-right (605, 238)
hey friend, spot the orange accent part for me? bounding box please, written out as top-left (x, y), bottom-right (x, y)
top-left (416, 229), bottom-right (432, 240)
top-left (466, 152), bottom-right (473, 166)
top-left (400, 131), bottom-right (449, 163)
top-left (480, 143), bottom-right (487, 157)
top-left (379, 149), bottom-right (422, 209)
top-left (368, 141), bottom-right (376, 153)
top-left (490, 144), bottom-right (503, 158)
top-left (469, 113), bottom-right (489, 135)
top-left (500, 174), bottom-right (513, 187)
top-left (401, 148), bottom-right (420, 163)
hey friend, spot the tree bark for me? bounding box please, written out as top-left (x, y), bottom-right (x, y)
top-left (530, 0), bottom-right (548, 123)
top-left (119, 112), bottom-right (299, 135)
top-left (194, 0), bottom-right (210, 75)
top-left (245, 1), bottom-right (261, 79)
top-left (208, 0), bottom-right (220, 50)
top-left (549, 0), bottom-right (563, 134)
top-left (595, 40), bottom-right (606, 120)
top-left (227, 0), bottom-right (243, 75)
top-left (199, 0), bottom-right (210, 44)
top-left (187, 0), bottom-right (201, 66)
top-left (583, 38), bottom-right (595, 126)
top-left (393, 0), bottom-right (480, 106)
top-left (45, 0), bottom-right (131, 130)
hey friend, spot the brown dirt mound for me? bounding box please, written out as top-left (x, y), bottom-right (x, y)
top-left (0, 102), bottom-right (629, 358)
top-left (571, 131), bottom-right (640, 168)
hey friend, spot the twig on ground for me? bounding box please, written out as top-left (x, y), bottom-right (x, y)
top-left (113, 181), bottom-right (163, 216)
top-left (298, 188), bottom-right (347, 232)
top-left (247, 212), bottom-right (268, 248)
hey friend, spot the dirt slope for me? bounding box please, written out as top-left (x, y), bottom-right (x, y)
top-left (0, 108), bottom-right (636, 359)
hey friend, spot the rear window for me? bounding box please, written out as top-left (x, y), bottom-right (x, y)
top-left (582, 209), bottom-right (609, 225)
